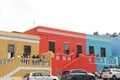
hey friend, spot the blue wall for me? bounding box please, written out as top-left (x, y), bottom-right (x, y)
top-left (86, 34), bottom-right (116, 71)
top-left (112, 36), bottom-right (120, 56)
top-left (86, 34), bottom-right (112, 57)
top-left (112, 36), bottom-right (120, 65)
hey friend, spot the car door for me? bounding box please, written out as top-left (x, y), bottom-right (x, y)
top-left (78, 70), bottom-right (90, 80)
top-left (115, 69), bottom-right (120, 78)
top-left (117, 69), bottom-right (120, 78)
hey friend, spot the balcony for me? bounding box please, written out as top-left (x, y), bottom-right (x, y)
top-left (0, 52), bottom-right (52, 78)
top-left (95, 57), bottom-right (118, 65)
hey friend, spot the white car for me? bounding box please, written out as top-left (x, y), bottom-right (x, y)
top-left (101, 68), bottom-right (120, 80)
top-left (23, 72), bottom-right (59, 80)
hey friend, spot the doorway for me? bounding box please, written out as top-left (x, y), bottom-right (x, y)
top-left (7, 44), bottom-right (15, 58)
top-left (76, 45), bottom-right (82, 58)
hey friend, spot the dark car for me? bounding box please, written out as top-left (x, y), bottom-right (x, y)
top-left (61, 69), bottom-right (96, 80)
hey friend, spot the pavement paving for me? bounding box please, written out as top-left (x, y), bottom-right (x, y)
top-left (0, 77), bottom-right (103, 80)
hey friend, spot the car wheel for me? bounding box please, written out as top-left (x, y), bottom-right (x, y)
top-left (71, 77), bottom-right (77, 80)
top-left (90, 77), bottom-right (95, 80)
top-left (112, 76), bottom-right (117, 80)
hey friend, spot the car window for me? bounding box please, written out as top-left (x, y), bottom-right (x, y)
top-left (32, 73), bottom-right (41, 76)
top-left (113, 69), bottom-right (120, 72)
top-left (72, 70), bottom-right (80, 73)
top-left (79, 70), bottom-right (87, 73)
top-left (102, 69), bottom-right (110, 72)
top-left (41, 72), bottom-right (50, 76)
top-left (62, 71), bottom-right (69, 75)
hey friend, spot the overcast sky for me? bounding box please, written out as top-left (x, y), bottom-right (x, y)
top-left (0, 0), bottom-right (120, 34)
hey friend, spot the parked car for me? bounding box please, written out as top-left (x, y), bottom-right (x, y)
top-left (22, 72), bottom-right (59, 80)
top-left (92, 71), bottom-right (102, 78)
top-left (101, 68), bottom-right (120, 80)
top-left (61, 69), bottom-right (96, 80)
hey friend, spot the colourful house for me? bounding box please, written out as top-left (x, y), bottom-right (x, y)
top-left (86, 34), bottom-right (117, 71)
top-left (24, 26), bottom-right (118, 75)
top-left (0, 30), bottom-right (52, 78)
top-left (0, 26), bottom-right (118, 78)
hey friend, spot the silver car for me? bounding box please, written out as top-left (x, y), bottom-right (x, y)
top-left (23, 72), bottom-right (59, 80)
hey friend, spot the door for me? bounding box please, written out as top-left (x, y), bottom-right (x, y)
top-left (7, 44), bottom-right (15, 58)
top-left (76, 45), bottom-right (82, 58)
top-left (49, 41), bottom-right (55, 53)
top-left (100, 48), bottom-right (106, 57)
top-left (78, 70), bottom-right (90, 80)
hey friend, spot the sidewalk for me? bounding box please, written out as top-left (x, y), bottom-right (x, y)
top-left (0, 77), bottom-right (22, 80)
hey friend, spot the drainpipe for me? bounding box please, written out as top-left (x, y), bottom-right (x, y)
top-left (115, 57), bottom-right (118, 67)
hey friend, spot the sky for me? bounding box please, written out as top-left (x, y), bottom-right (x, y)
top-left (0, 0), bottom-right (120, 34)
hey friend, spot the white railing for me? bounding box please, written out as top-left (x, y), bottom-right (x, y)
top-left (95, 57), bottom-right (118, 65)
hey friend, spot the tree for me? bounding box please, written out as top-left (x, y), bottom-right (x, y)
top-left (93, 31), bottom-right (99, 36)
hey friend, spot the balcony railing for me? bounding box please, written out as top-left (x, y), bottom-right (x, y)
top-left (0, 58), bottom-right (50, 67)
top-left (95, 57), bottom-right (118, 65)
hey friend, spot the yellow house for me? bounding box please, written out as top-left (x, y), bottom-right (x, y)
top-left (0, 31), bottom-right (40, 59)
top-left (0, 31), bottom-right (53, 78)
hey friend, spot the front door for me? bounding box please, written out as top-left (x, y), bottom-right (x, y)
top-left (76, 45), bottom-right (82, 58)
top-left (49, 41), bottom-right (55, 53)
top-left (7, 44), bottom-right (15, 58)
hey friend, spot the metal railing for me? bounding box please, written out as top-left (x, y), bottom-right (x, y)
top-left (95, 57), bottom-right (118, 65)
top-left (0, 58), bottom-right (50, 67)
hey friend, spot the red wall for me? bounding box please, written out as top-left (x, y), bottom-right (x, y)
top-left (23, 26), bottom-right (96, 75)
top-left (24, 26), bottom-right (86, 57)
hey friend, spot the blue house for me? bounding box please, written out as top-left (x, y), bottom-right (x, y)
top-left (112, 35), bottom-right (120, 65)
top-left (86, 34), bottom-right (117, 71)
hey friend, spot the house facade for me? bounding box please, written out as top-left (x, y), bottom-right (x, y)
top-left (0, 30), bottom-right (52, 78)
top-left (86, 34), bottom-right (117, 71)
top-left (0, 26), bottom-right (118, 78)
top-left (23, 26), bottom-right (117, 75)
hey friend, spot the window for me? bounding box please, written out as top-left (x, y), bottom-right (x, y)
top-left (100, 47), bottom-right (106, 57)
top-left (24, 45), bottom-right (31, 57)
top-left (89, 46), bottom-right (94, 54)
top-left (49, 41), bottom-right (55, 53)
top-left (76, 45), bottom-right (82, 58)
top-left (64, 43), bottom-right (70, 55)
top-left (8, 44), bottom-right (15, 58)
top-left (41, 72), bottom-right (50, 76)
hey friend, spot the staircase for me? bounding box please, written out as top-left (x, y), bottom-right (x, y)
top-left (63, 55), bottom-right (96, 72)
top-left (0, 52), bottom-right (53, 78)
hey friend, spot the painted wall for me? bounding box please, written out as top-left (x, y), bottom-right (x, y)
top-left (24, 26), bottom-right (97, 75)
top-left (112, 36), bottom-right (120, 56)
top-left (86, 34), bottom-right (115, 71)
top-left (112, 36), bottom-right (120, 65)
top-left (24, 26), bottom-right (87, 58)
top-left (0, 31), bottom-right (40, 59)
top-left (86, 34), bottom-right (112, 57)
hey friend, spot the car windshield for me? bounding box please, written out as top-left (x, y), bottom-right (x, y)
top-left (41, 72), bottom-right (50, 76)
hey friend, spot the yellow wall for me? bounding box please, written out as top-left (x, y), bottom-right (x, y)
top-left (0, 40), bottom-right (39, 58)
top-left (0, 31), bottom-right (40, 59)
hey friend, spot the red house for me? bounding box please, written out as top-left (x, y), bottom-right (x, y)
top-left (24, 26), bottom-right (96, 75)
